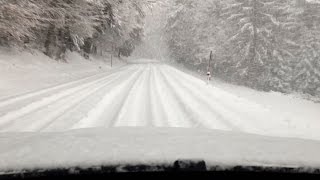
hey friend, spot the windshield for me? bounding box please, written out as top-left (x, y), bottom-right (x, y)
top-left (0, 0), bottom-right (320, 175)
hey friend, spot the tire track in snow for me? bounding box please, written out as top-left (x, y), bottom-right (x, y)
top-left (41, 67), bottom-right (139, 132)
top-left (0, 77), bottom-right (106, 128)
top-left (71, 66), bottom-right (144, 129)
top-left (144, 65), bottom-right (154, 127)
top-left (158, 66), bottom-right (232, 131)
top-left (0, 65), bottom-right (129, 112)
top-left (0, 67), bottom-right (138, 132)
top-left (164, 65), bottom-right (275, 132)
top-left (0, 66), bottom-right (136, 128)
top-left (150, 65), bottom-right (182, 128)
top-left (112, 65), bottom-right (152, 127)
top-left (152, 65), bottom-right (199, 128)
top-left (148, 65), bottom-right (169, 127)
top-left (34, 67), bottom-right (139, 132)
top-left (161, 66), bottom-right (240, 131)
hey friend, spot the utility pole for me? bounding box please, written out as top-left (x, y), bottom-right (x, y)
top-left (111, 54), bottom-right (113, 67)
top-left (208, 51), bottom-right (213, 72)
top-left (207, 51), bottom-right (213, 84)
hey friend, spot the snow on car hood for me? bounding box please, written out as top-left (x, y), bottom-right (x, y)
top-left (0, 127), bottom-right (320, 173)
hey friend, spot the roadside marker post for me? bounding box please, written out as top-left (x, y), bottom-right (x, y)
top-left (207, 51), bottom-right (213, 84)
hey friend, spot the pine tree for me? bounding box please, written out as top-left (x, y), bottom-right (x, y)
top-left (165, 0), bottom-right (201, 65)
top-left (222, 0), bottom-right (297, 90)
top-left (293, 0), bottom-right (320, 96)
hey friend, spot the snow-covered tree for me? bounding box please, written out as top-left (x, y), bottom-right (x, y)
top-left (292, 0), bottom-right (320, 96)
top-left (166, 0), bottom-right (206, 65)
top-left (222, 0), bottom-right (298, 90)
top-left (0, 0), bottom-right (44, 46)
top-left (164, 0), bottom-right (319, 97)
top-left (293, 30), bottom-right (320, 96)
top-left (0, 0), bottom-right (150, 60)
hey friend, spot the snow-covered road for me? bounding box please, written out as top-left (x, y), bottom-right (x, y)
top-left (1, 61), bottom-right (320, 172)
top-left (0, 62), bottom-right (318, 140)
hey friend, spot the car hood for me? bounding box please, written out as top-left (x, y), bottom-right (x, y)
top-left (1, 127), bottom-right (320, 174)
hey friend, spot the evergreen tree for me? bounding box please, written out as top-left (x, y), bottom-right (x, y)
top-left (222, 0), bottom-right (297, 90)
top-left (0, 0), bottom-right (150, 60)
top-left (293, 0), bottom-right (320, 96)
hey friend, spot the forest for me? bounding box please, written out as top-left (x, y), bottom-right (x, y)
top-left (165, 0), bottom-right (320, 97)
top-left (0, 0), bottom-right (319, 97)
top-left (0, 0), bottom-right (151, 60)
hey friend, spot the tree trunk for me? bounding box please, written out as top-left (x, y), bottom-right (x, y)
top-left (44, 24), bottom-right (56, 58)
top-left (252, 1), bottom-right (258, 64)
top-left (246, 0), bottom-right (260, 87)
top-left (55, 29), bottom-right (68, 62)
top-left (83, 38), bottom-right (92, 60)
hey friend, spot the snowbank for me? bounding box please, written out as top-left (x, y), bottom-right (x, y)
top-left (170, 62), bottom-right (320, 141)
top-left (0, 49), bottom-right (125, 99)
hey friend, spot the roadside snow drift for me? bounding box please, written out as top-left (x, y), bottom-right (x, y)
top-left (0, 49), bottom-right (124, 99)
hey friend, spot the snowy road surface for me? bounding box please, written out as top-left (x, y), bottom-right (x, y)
top-left (1, 61), bottom-right (320, 172)
top-left (0, 62), bottom-right (319, 140)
